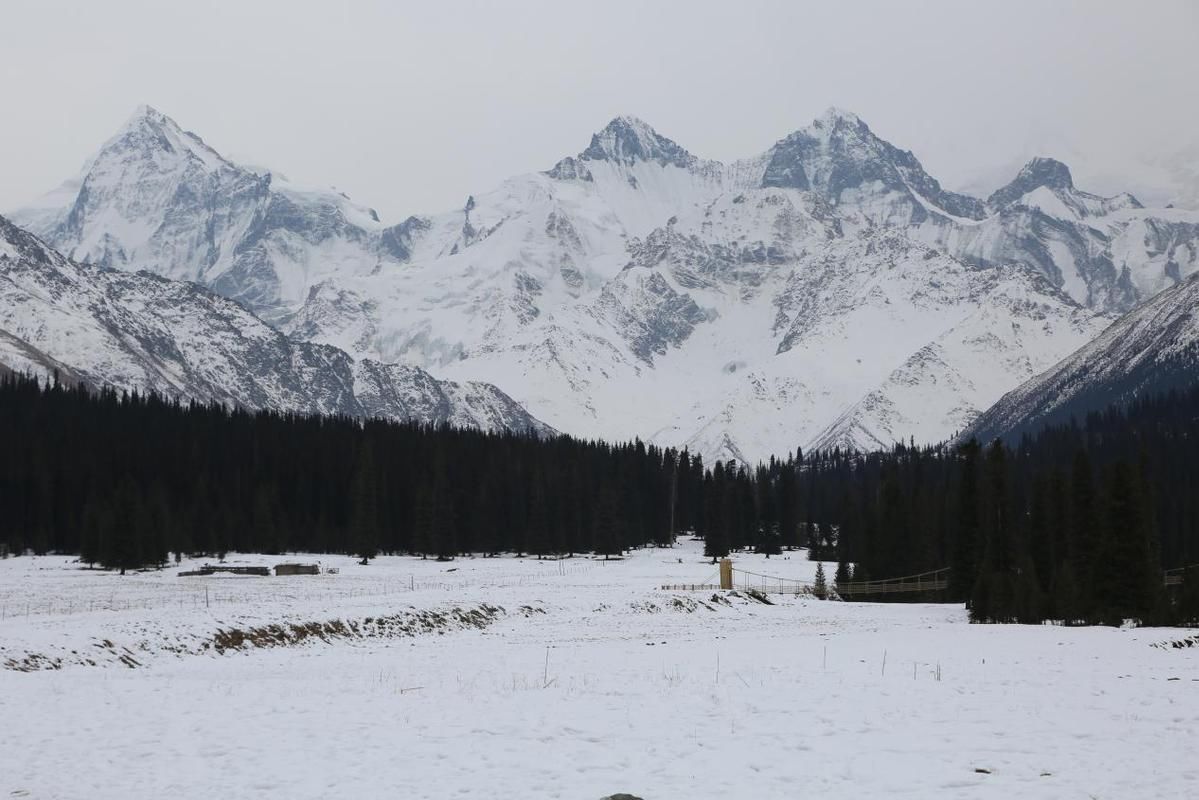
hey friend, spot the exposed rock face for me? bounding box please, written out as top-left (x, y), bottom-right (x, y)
top-left (759, 107), bottom-right (987, 222)
top-left (986, 157), bottom-right (1078, 209)
top-left (582, 116), bottom-right (698, 169)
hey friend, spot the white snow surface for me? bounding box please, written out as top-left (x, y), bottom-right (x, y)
top-left (1, 538), bottom-right (1196, 799)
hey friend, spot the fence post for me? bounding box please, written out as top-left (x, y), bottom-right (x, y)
top-left (719, 558), bottom-right (733, 590)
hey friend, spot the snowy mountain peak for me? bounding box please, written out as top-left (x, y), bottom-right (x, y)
top-left (759, 108), bottom-right (987, 222)
top-left (986, 155), bottom-right (1146, 218)
top-left (814, 105), bottom-right (866, 129)
top-left (123, 103), bottom-right (169, 128)
top-left (1022, 156), bottom-right (1074, 188)
top-left (102, 104), bottom-right (231, 174)
top-left (986, 157), bottom-right (1075, 207)
top-left (9, 106), bottom-right (409, 315)
top-left (581, 115), bottom-right (696, 168)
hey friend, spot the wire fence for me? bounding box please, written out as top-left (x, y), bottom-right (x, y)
top-left (730, 567), bottom-right (818, 595)
top-left (837, 567), bottom-right (951, 597)
top-left (662, 564), bottom-right (953, 598)
top-left (0, 557), bottom-right (604, 621)
top-left (699, 561), bottom-right (1192, 598)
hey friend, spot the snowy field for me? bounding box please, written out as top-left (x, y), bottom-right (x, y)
top-left (1, 539), bottom-right (1197, 799)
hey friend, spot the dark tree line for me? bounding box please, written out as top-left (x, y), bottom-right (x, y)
top-left (0, 374), bottom-right (706, 570)
top-left (2, 371), bottom-right (1198, 625)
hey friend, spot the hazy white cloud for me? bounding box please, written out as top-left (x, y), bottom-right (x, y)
top-left (3, 0), bottom-right (1197, 219)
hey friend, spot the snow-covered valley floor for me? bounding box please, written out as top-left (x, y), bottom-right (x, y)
top-left (1, 540), bottom-right (1196, 799)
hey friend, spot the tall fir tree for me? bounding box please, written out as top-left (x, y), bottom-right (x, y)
top-left (951, 439), bottom-right (981, 600)
top-left (1070, 449), bottom-right (1099, 610)
top-left (813, 561), bottom-right (828, 600)
top-left (1092, 461), bottom-right (1156, 625)
top-left (349, 442), bottom-right (379, 564)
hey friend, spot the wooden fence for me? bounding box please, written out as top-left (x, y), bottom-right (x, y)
top-left (1163, 564), bottom-right (1199, 587)
top-left (664, 562), bottom-right (1194, 599)
top-left (838, 567), bottom-right (951, 597)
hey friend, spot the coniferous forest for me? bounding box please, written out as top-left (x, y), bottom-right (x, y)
top-left (2, 371), bottom-right (1198, 626)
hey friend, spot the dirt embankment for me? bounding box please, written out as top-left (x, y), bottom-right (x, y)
top-left (3, 603), bottom-right (517, 672)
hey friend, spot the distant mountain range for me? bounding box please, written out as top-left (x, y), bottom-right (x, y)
top-left (10, 106), bottom-right (1199, 461)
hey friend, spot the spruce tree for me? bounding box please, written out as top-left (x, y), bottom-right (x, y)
top-left (756, 524), bottom-right (782, 558)
top-left (1045, 468), bottom-right (1071, 619)
top-left (971, 441), bottom-right (1018, 622)
top-left (1092, 461), bottom-right (1155, 625)
top-left (951, 439), bottom-right (981, 600)
top-left (433, 477), bottom-right (457, 561)
top-left (1070, 449), bottom-right (1099, 610)
top-left (1053, 562), bottom-right (1082, 625)
top-left (105, 479), bottom-right (144, 575)
top-left (527, 473), bottom-right (551, 559)
top-left (593, 487), bottom-right (621, 560)
top-left (702, 469), bottom-right (729, 562)
top-left (813, 561), bottom-right (828, 600)
top-left (252, 483), bottom-right (280, 555)
top-left (777, 463), bottom-right (798, 549)
top-left (1028, 476), bottom-right (1052, 595)
top-left (79, 493), bottom-right (104, 568)
top-left (1179, 566), bottom-right (1199, 625)
top-left (835, 559), bottom-right (851, 590)
top-left (412, 483), bottom-right (434, 559)
top-left (349, 442), bottom-right (379, 564)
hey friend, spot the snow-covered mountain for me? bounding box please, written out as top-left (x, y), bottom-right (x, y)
top-left (13, 106), bottom-right (1199, 461)
top-left (11, 106), bottom-right (413, 321)
top-left (958, 140), bottom-right (1199, 214)
top-left (0, 215), bottom-right (551, 435)
top-left (275, 111), bottom-right (1115, 460)
top-left (964, 270), bottom-right (1199, 444)
top-left (916, 156), bottom-right (1199, 312)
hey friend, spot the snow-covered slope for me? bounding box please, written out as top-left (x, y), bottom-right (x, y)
top-left (965, 270), bottom-right (1199, 444)
top-left (0, 215), bottom-right (551, 435)
top-left (15, 106), bottom-right (1199, 461)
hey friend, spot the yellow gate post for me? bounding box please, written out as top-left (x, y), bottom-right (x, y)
top-left (719, 558), bottom-right (733, 590)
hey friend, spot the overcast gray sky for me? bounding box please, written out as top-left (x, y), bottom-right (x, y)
top-left (3, 0), bottom-right (1197, 220)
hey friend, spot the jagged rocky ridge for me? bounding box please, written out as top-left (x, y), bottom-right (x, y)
top-left (13, 106), bottom-right (1199, 461)
top-left (0, 215), bottom-right (552, 435)
top-left (964, 270), bottom-right (1199, 444)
